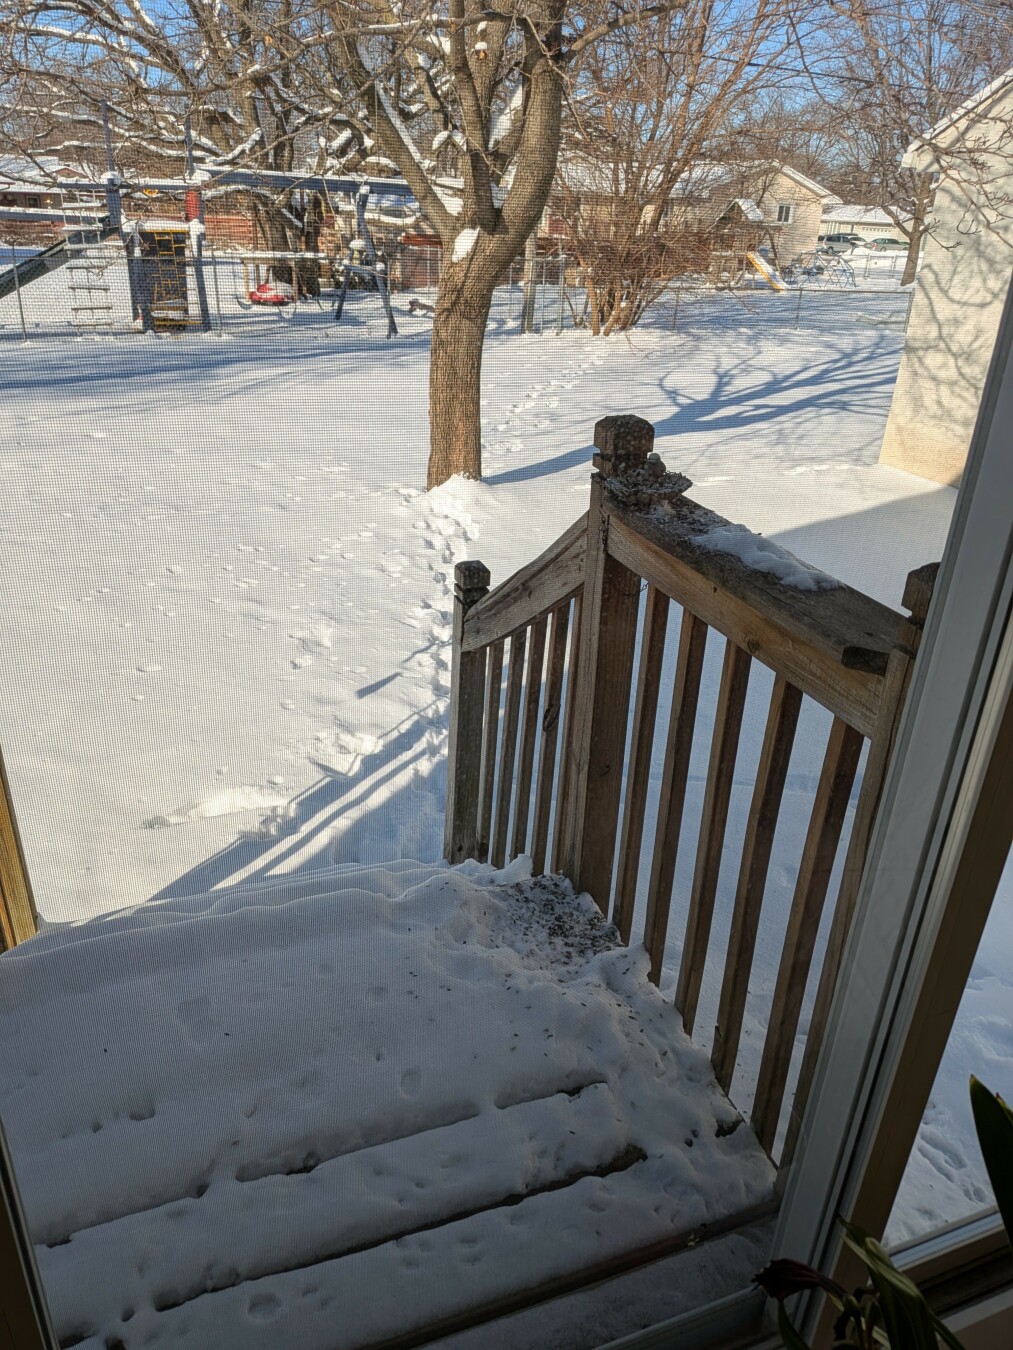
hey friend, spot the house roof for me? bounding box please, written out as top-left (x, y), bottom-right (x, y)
top-left (903, 66), bottom-right (1013, 166)
top-left (0, 155), bottom-right (69, 188)
top-left (556, 152), bottom-right (840, 205)
top-left (820, 204), bottom-right (905, 227)
top-left (671, 160), bottom-right (840, 205)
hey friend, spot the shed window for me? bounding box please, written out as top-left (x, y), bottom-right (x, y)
top-left (776, 202), bottom-right (794, 224)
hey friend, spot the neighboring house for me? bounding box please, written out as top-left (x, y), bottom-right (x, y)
top-left (819, 203), bottom-right (907, 242)
top-left (0, 155), bottom-right (68, 213)
top-left (879, 68), bottom-right (1013, 485)
top-left (668, 161), bottom-right (841, 267)
top-left (549, 156), bottom-right (840, 276)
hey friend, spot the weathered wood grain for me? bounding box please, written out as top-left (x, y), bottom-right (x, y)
top-left (711, 677), bottom-right (803, 1092)
top-left (643, 613), bottom-right (709, 985)
top-left (607, 510), bottom-right (897, 739)
top-left (612, 586), bottom-right (670, 944)
top-left (477, 641), bottom-right (505, 864)
top-left (0, 746), bottom-right (38, 951)
top-left (491, 628), bottom-right (527, 868)
top-left (675, 641), bottom-right (752, 1034)
top-left (512, 615), bottom-right (548, 859)
top-left (462, 515), bottom-right (587, 653)
top-left (751, 715), bottom-right (864, 1156)
top-left (531, 606), bottom-right (570, 875)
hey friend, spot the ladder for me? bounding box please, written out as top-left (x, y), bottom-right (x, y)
top-left (64, 238), bottom-right (118, 331)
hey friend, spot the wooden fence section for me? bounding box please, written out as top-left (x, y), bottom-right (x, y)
top-left (445, 414), bottom-right (935, 1165)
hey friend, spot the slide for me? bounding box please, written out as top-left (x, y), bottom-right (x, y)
top-left (0, 222), bottom-right (116, 302)
top-left (745, 251), bottom-right (786, 292)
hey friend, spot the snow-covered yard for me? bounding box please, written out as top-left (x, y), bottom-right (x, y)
top-left (0, 274), bottom-right (1008, 1342)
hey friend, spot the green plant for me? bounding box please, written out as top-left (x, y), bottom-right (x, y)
top-left (755, 1077), bottom-right (1013, 1349)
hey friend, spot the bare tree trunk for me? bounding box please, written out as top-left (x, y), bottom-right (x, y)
top-left (900, 173), bottom-right (933, 286)
top-left (428, 264), bottom-right (495, 489)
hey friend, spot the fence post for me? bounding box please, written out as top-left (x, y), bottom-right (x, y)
top-left (558, 415), bottom-right (653, 910)
top-left (9, 246), bottom-right (28, 341)
top-left (0, 747), bottom-right (38, 951)
top-left (794, 286), bottom-right (804, 331)
top-left (444, 560), bottom-right (492, 865)
top-left (208, 245), bottom-right (225, 336)
top-left (555, 241), bottom-right (565, 335)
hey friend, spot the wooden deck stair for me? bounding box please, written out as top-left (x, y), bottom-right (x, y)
top-left (0, 863), bottom-right (777, 1350)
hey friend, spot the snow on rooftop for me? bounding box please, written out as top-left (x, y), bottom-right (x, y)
top-left (821, 204), bottom-right (902, 227)
top-left (1, 859), bottom-right (773, 1348)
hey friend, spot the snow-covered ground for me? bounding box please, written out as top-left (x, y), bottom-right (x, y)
top-left (0, 262), bottom-right (1007, 1319)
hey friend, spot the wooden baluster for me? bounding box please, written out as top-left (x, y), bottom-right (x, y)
top-left (613, 585), bottom-right (669, 944)
top-left (643, 612), bottom-right (708, 984)
top-left (558, 415), bottom-right (654, 911)
top-left (675, 640), bottom-right (752, 1035)
top-left (512, 614), bottom-right (548, 858)
top-left (477, 641), bottom-right (504, 864)
top-left (0, 746), bottom-right (38, 952)
top-left (712, 677), bottom-right (803, 1092)
top-left (751, 715), bottom-right (864, 1157)
top-left (532, 606), bottom-right (570, 874)
top-left (444, 560), bottom-right (491, 865)
top-left (491, 627), bottom-right (527, 868)
top-left (551, 594), bottom-right (582, 873)
top-left (780, 563), bottom-right (938, 1167)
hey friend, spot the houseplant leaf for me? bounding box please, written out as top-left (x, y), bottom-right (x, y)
top-left (841, 1222), bottom-right (965, 1350)
top-left (969, 1076), bottom-right (1013, 1244)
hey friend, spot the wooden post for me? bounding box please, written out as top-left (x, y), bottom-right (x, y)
top-left (558, 415), bottom-right (653, 910)
top-left (780, 562), bottom-right (938, 1167)
top-left (0, 747), bottom-right (38, 952)
top-left (444, 560), bottom-right (491, 865)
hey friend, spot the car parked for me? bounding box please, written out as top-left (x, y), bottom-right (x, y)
top-left (867, 236), bottom-right (908, 250)
top-left (816, 233), bottom-right (863, 252)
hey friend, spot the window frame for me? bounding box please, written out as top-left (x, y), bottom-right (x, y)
top-left (776, 202), bottom-right (794, 224)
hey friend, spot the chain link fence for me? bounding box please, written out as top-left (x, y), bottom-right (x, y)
top-left (1, 235), bottom-right (914, 347)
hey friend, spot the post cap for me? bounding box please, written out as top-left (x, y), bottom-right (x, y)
top-left (454, 559), bottom-right (491, 601)
top-left (902, 562), bottom-right (939, 625)
top-left (592, 415), bottom-right (655, 477)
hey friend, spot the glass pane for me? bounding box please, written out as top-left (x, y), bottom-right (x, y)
top-left (888, 844), bottom-right (1013, 1248)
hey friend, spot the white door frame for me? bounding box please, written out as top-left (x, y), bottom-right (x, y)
top-left (773, 275), bottom-right (1013, 1336)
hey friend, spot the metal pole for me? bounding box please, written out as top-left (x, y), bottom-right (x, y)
top-left (794, 285), bottom-right (804, 331)
top-left (10, 245), bottom-right (28, 341)
top-left (538, 258), bottom-right (546, 333)
top-left (671, 284), bottom-right (680, 331)
top-left (508, 260), bottom-right (516, 321)
top-left (555, 240), bottom-right (565, 334)
top-left (209, 244), bottom-right (225, 335)
top-left (520, 231), bottom-right (537, 333)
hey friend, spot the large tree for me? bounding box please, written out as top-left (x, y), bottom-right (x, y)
top-left (301, 0), bottom-right (704, 487)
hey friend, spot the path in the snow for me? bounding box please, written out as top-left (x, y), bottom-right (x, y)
top-left (0, 859), bottom-right (773, 1350)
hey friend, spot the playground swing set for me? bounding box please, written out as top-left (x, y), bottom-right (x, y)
top-left (0, 104), bottom-right (412, 337)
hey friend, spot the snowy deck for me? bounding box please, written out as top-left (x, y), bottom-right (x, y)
top-left (0, 860), bottom-right (773, 1349)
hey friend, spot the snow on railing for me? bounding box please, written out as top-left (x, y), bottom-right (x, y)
top-left (445, 415), bottom-right (937, 1166)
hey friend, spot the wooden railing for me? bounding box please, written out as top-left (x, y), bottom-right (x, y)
top-left (0, 747), bottom-right (38, 952)
top-left (445, 413), bottom-right (936, 1164)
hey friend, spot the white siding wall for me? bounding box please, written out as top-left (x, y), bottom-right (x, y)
top-left (879, 97), bottom-right (1013, 485)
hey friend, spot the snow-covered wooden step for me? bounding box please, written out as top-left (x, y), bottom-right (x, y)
top-left (1, 862), bottom-right (773, 1350)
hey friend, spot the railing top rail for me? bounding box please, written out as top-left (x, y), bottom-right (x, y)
top-left (461, 512), bottom-right (588, 653)
top-left (608, 493), bottom-right (904, 675)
